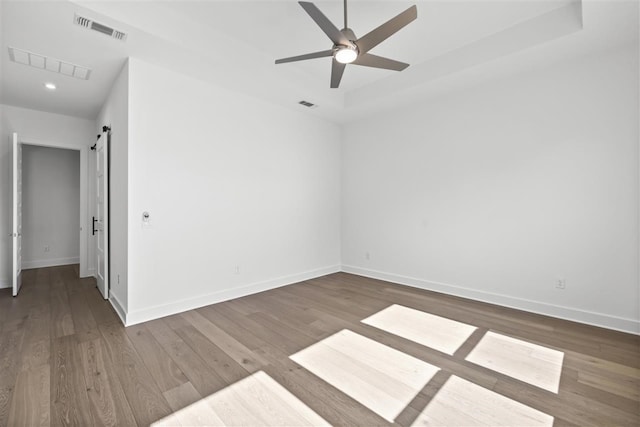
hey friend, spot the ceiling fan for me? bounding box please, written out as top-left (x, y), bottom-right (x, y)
top-left (275, 0), bottom-right (418, 88)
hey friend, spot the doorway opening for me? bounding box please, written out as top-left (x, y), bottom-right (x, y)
top-left (11, 133), bottom-right (91, 298)
top-left (22, 144), bottom-right (80, 271)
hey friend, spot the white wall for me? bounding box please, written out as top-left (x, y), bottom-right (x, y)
top-left (0, 104), bottom-right (95, 287)
top-left (97, 60), bottom-right (129, 317)
top-left (123, 58), bottom-right (341, 324)
top-left (342, 44), bottom-right (639, 333)
top-left (22, 145), bottom-right (80, 268)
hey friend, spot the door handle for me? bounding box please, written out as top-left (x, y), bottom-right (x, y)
top-left (92, 216), bottom-right (98, 235)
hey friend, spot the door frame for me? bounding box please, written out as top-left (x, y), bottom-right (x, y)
top-left (95, 128), bottom-right (109, 299)
top-left (12, 133), bottom-right (22, 296)
top-left (16, 136), bottom-right (89, 278)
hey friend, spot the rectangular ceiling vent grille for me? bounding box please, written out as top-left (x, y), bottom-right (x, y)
top-left (8, 46), bottom-right (92, 80)
top-left (298, 100), bottom-right (317, 108)
top-left (74, 14), bottom-right (127, 42)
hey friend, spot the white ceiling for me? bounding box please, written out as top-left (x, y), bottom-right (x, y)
top-left (0, 0), bottom-right (637, 123)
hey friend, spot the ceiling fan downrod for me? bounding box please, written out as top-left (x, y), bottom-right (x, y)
top-left (344, 0), bottom-right (348, 30)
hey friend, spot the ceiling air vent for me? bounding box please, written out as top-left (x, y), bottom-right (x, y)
top-left (74, 14), bottom-right (127, 42)
top-left (298, 100), bottom-right (317, 108)
top-left (8, 46), bottom-right (92, 80)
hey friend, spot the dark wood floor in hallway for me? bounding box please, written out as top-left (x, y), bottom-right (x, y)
top-left (0, 265), bottom-right (638, 426)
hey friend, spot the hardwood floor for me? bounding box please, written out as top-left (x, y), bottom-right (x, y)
top-left (1, 265), bottom-right (638, 426)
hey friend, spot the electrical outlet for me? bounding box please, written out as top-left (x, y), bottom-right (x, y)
top-left (235, 266), bottom-right (240, 275)
top-left (555, 279), bottom-right (566, 290)
top-left (365, 251), bottom-right (370, 260)
top-left (44, 245), bottom-right (50, 252)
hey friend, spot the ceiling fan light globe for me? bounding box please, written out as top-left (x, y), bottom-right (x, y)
top-left (335, 46), bottom-right (358, 64)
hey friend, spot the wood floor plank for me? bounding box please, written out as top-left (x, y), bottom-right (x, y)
top-left (19, 305), bottom-right (51, 372)
top-left (50, 287), bottom-right (75, 338)
top-left (180, 310), bottom-right (269, 369)
top-left (560, 367), bottom-right (640, 416)
top-left (67, 291), bottom-right (100, 342)
top-left (1, 303), bottom-right (30, 334)
top-left (50, 335), bottom-right (94, 426)
top-left (196, 305), bottom-right (278, 355)
top-left (7, 364), bottom-right (50, 427)
top-left (98, 322), bottom-right (172, 427)
top-left (162, 381), bottom-right (202, 412)
top-left (125, 324), bottom-right (189, 392)
top-left (78, 338), bottom-right (138, 427)
top-left (215, 303), bottom-right (310, 355)
top-left (84, 290), bottom-right (120, 326)
top-left (245, 300), bottom-right (343, 342)
top-left (49, 267), bottom-right (67, 293)
top-left (578, 369), bottom-right (639, 401)
top-left (163, 316), bottom-right (254, 384)
top-left (0, 290), bottom-right (12, 332)
top-left (0, 328), bottom-right (27, 427)
top-left (161, 381), bottom-right (224, 427)
top-left (144, 319), bottom-right (228, 397)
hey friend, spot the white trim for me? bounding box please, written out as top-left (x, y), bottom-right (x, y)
top-left (79, 144), bottom-right (88, 278)
top-left (109, 292), bottom-right (127, 325)
top-left (341, 265), bottom-right (640, 335)
top-left (0, 278), bottom-right (10, 289)
top-left (22, 257), bottom-right (80, 269)
top-left (124, 265), bottom-right (341, 326)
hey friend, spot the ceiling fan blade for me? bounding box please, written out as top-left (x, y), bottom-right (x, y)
top-left (352, 53), bottom-right (409, 71)
top-left (355, 5), bottom-right (417, 54)
top-left (299, 2), bottom-right (349, 46)
top-left (330, 59), bottom-right (346, 88)
top-left (275, 49), bottom-right (334, 64)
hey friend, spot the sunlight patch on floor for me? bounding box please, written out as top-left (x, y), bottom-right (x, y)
top-left (290, 329), bottom-right (439, 422)
top-left (466, 331), bottom-right (564, 393)
top-left (362, 304), bottom-right (477, 355)
top-left (151, 371), bottom-right (329, 427)
top-left (412, 375), bottom-right (554, 426)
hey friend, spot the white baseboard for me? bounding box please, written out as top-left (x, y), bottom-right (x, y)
top-left (124, 265), bottom-right (342, 327)
top-left (109, 292), bottom-right (127, 326)
top-left (341, 265), bottom-right (640, 335)
top-left (0, 278), bottom-right (10, 289)
top-left (22, 257), bottom-right (80, 270)
top-left (80, 267), bottom-right (95, 279)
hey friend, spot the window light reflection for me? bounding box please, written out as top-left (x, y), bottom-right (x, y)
top-left (466, 331), bottom-right (564, 393)
top-left (151, 371), bottom-right (329, 426)
top-left (290, 329), bottom-right (439, 422)
top-left (412, 375), bottom-right (554, 426)
top-left (362, 304), bottom-right (477, 355)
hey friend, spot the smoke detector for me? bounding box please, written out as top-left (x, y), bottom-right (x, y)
top-left (74, 14), bottom-right (127, 42)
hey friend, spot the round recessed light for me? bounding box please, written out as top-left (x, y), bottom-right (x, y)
top-left (44, 82), bottom-right (56, 90)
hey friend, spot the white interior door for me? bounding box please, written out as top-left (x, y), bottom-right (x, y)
top-left (12, 133), bottom-right (22, 297)
top-left (95, 131), bottom-right (109, 299)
